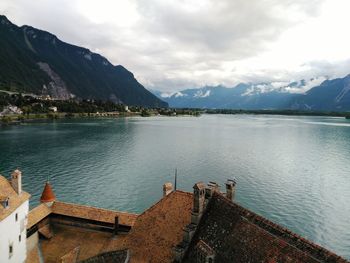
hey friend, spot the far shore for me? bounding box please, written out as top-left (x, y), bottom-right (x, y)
top-left (2, 108), bottom-right (350, 125)
top-left (0, 110), bottom-right (201, 125)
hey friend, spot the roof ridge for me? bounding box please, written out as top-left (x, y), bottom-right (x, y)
top-left (138, 190), bottom-right (190, 217)
top-left (213, 192), bottom-right (348, 262)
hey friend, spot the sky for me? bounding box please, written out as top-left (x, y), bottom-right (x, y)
top-left (1, 0), bottom-right (350, 92)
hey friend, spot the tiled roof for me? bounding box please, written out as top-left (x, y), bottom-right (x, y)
top-left (60, 246), bottom-right (80, 263)
top-left (183, 192), bottom-right (348, 263)
top-left (27, 203), bottom-right (52, 228)
top-left (123, 190), bottom-right (193, 263)
top-left (0, 195), bottom-right (9, 202)
top-left (0, 175), bottom-right (30, 221)
top-left (80, 249), bottom-right (129, 263)
top-left (40, 182), bottom-right (56, 203)
top-left (51, 201), bottom-right (138, 226)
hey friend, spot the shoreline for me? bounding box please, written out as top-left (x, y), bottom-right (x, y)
top-left (2, 109), bottom-right (350, 126)
top-left (0, 111), bottom-right (201, 125)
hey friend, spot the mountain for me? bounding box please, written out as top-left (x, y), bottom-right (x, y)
top-left (291, 75), bottom-right (350, 111)
top-left (0, 15), bottom-right (167, 107)
top-left (152, 83), bottom-right (300, 109)
top-left (153, 76), bottom-right (350, 111)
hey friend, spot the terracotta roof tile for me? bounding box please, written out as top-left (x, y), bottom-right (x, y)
top-left (27, 203), bottom-right (52, 229)
top-left (123, 190), bottom-right (193, 263)
top-left (52, 201), bottom-right (138, 226)
top-left (0, 175), bottom-right (30, 221)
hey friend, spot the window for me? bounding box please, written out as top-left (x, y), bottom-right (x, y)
top-left (19, 235), bottom-right (21, 242)
top-left (15, 213), bottom-right (18, 221)
top-left (0, 197), bottom-right (9, 208)
top-left (9, 243), bottom-right (13, 258)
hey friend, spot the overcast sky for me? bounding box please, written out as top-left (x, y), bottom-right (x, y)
top-left (2, 0), bottom-right (350, 92)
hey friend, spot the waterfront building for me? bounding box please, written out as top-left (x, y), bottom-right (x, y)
top-left (0, 170), bottom-right (30, 263)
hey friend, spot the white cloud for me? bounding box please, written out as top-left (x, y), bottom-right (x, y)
top-left (1, 0), bottom-right (350, 92)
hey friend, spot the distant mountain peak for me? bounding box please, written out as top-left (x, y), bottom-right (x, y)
top-left (151, 75), bottom-right (350, 110)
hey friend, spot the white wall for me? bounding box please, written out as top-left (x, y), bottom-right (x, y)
top-left (0, 200), bottom-right (29, 263)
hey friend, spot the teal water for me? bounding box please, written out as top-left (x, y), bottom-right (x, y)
top-left (0, 115), bottom-right (349, 258)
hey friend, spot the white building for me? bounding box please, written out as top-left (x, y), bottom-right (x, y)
top-left (0, 170), bottom-right (30, 263)
top-left (0, 106), bottom-right (23, 116)
top-left (48, 106), bottom-right (58, 113)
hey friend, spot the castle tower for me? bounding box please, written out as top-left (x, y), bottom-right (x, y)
top-left (40, 180), bottom-right (56, 206)
top-left (11, 169), bottom-right (22, 195)
top-left (225, 179), bottom-right (236, 201)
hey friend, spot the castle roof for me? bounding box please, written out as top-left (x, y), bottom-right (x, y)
top-left (40, 182), bottom-right (56, 203)
top-left (114, 190), bottom-right (193, 262)
top-left (51, 201), bottom-right (138, 226)
top-left (183, 192), bottom-right (348, 263)
top-left (0, 175), bottom-right (30, 221)
top-left (28, 190), bottom-right (192, 262)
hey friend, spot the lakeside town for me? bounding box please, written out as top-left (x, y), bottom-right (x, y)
top-left (0, 91), bottom-right (201, 124)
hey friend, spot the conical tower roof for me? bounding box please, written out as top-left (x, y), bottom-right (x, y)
top-left (40, 182), bottom-right (56, 203)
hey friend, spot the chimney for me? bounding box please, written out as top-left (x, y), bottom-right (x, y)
top-left (163, 182), bottom-right (173, 197)
top-left (205, 181), bottom-right (219, 199)
top-left (191, 182), bottom-right (206, 224)
top-left (225, 179), bottom-right (236, 201)
top-left (11, 169), bottom-right (22, 195)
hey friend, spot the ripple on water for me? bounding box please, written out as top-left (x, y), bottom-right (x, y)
top-left (0, 115), bottom-right (350, 259)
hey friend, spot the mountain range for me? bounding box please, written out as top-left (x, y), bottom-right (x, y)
top-left (152, 75), bottom-right (350, 111)
top-left (0, 15), bottom-right (167, 108)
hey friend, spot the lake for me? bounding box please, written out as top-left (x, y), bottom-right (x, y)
top-left (0, 114), bottom-right (349, 258)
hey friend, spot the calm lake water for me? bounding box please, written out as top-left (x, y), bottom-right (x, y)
top-left (0, 114), bottom-right (349, 258)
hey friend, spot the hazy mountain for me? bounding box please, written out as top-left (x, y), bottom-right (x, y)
top-left (152, 76), bottom-right (350, 111)
top-left (152, 83), bottom-right (300, 109)
top-left (291, 75), bottom-right (350, 111)
top-left (0, 15), bottom-right (167, 107)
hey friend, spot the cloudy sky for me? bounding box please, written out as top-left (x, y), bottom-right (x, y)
top-left (1, 0), bottom-right (350, 92)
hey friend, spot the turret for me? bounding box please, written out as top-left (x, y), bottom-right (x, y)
top-left (11, 169), bottom-right (22, 195)
top-left (40, 180), bottom-right (56, 206)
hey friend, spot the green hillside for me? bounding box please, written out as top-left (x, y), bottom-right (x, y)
top-left (0, 15), bottom-right (167, 107)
